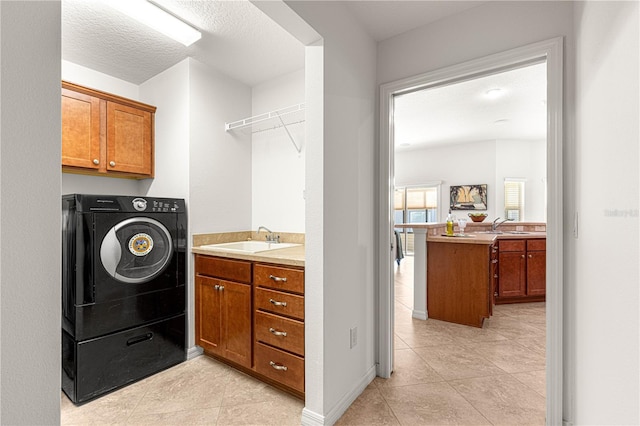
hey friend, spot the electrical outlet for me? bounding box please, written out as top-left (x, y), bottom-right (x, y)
top-left (350, 327), bottom-right (358, 349)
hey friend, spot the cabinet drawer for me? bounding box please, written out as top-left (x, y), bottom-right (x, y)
top-left (255, 342), bottom-right (304, 394)
top-left (527, 239), bottom-right (546, 251)
top-left (254, 264), bottom-right (304, 294)
top-left (255, 287), bottom-right (304, 321)
top-left (195, 255), bottom-right (252, 284)
top-left (499, 239), bottom-right (525, 252)
top-left (255, 311), bottom-right (304, 356)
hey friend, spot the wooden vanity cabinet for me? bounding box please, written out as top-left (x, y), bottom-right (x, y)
top-left (194, 255), bottom-right (305, 397)
top-left (253, 264), bottom-right (305, 394)
top-left (495, 238), bottom-right (546, 304)
top-left (195, 255), bottom-right (252, 368)
top-left (62, 81), bottom-right (155, 179)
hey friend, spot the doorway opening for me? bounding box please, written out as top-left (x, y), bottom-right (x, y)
top-left (377, 37), bottom-right (563, 423)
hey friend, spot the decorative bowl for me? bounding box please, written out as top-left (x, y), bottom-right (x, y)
top-left (468, 213), bottom-right (488, 222)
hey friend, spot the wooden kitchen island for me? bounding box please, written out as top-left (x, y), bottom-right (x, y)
top-left (427, 234), bottom-right (496, 327)
top-left (395, 222), bottom-right (546, 328)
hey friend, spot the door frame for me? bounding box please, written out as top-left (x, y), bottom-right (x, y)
top-left (376, 37), bottom-right (564, 423)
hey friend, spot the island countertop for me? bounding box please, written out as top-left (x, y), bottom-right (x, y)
top-left (427, 232), bottom-right (546, 245)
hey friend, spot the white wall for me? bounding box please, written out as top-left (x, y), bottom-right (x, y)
top-left (573, 1), bottom-right (639, 423)
top-left (0, 2), bottom-right (61, 424)
top-left (139, 59), bottom-right (190, 201)
top-left (252, 68), bottom-right (305, 233)
top-left (61, 60), bottom-right (143, 196)
top-left (395, 139), bottom-right (546, 222)
top-left (495, 139), bottom-right (546, 222)
top-left (395, 140), bottom-right (497, 220)
top-left (283, 2), bottom-right (377, 423)
top-left (188, 58), bottom-right (252, 236)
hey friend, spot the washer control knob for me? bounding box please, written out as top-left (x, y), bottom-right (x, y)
top-left (132, 197), bottom-right (147, 211)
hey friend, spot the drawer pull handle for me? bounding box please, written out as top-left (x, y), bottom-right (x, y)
top-left (126, 332), bottom-right (153, 346)
top-left (269, 298), bottom-right (288, 307)
top-left (269, 274), bottom-right (287, 283)
top-left (270, 361), bottom-right (288, 371)
top-left (269, 327), bottom-right (287, 337)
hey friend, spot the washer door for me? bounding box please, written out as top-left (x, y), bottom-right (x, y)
top-left (100, 217), bottom-right (173, 284)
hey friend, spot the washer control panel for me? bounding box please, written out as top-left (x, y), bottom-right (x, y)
top-left (132, 198), bottom-right (147, 211)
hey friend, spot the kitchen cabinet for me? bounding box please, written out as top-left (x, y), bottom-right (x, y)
top-left (495, 238), bottom-right (546, 304)
top-left (194, 254), bottom-right (305, 398)
top-left (62, 81), bottom-right (155, 179)
top-left (195, 256), bottom-right (252, 368)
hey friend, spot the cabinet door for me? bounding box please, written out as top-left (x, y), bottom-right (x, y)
top-left (62, 89), bottom-right (101, 170)
top-left (220, 280), bottom-right (252, 368)
top-left (526, 251), bottom-right (546, 296)
top-left (106, 101), bottom-right (152, 176)
top-left (498, 251), bottom-right (526, 297)
top-left (195, 275), bottom-right (223, 356)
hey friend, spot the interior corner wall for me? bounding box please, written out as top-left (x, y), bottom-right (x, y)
top-left (187, 57), bottom-right (252, 236)
top-left (284, 1), bottom-right (378, 421)
top-left (139, 59), bottom-right (191, 201)
top-left (573, 1), bottom-right (639, 423)
top-left (0, 1), bottom-right (61, 423)
top-left (61, 60), bottom-right (143, 196)
top-left (251, 68), bottom-right (306, 233)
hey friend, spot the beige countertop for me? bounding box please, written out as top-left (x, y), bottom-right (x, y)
top-left (192, 233), bottom-right (305, 267)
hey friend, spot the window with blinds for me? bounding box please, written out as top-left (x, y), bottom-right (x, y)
top-left (394, 186), bottom-right (439, 223)
top-left (504, 179), bottom-right (525, 221)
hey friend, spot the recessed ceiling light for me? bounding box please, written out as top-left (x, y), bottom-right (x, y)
top-left (399, 143), bottom-right (411, 147)
top-left (494, 119), bottom-right (509, 125)
top-left (485, 88), bottom-right (504, 99)
top-left (109, 0), bottom-right (202, 47)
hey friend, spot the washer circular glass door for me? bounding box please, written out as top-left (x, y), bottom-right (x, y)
top-left (100, 217), bottom-right (173, 284)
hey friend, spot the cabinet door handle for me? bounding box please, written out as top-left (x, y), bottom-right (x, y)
top-left (269, 361), bottom-right (288, 371)
top-left (528, 254), bottom-right (533, 258)
top-left (491, 259), bottom-right (498, 264)
top-left (214, 284), bottom-right (220, 290)
top-left (93, 159), bottom-right (99, 165)
top-left (219, 285), bottom-right (224, 291)
top-left (521, 254), bottom-right (525, 258)
top-left (269, 298), bottom-right (287, 307)
top-left (269, 327), bottom-right (287, 337)
top-left (109, 161), bottom-right (116, 167)
top-left (269, 274), bottom-right (287, 283)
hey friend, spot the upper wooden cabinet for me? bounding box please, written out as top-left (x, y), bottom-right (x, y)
top-left (61, 81), bottom-right (156, 179)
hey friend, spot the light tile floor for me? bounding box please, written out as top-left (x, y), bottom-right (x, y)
top-left (61, 255), bottom-right (546, 425)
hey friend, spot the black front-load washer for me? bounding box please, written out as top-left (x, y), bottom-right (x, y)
top-left (61, 194), bottom-right (187, 404)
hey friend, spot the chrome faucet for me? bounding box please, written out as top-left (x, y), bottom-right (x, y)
top-left (492, 217), bottom-right (513, 231)
top-left (257, 226), bottom-right (279, 243)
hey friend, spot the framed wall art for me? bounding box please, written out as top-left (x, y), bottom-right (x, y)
top-left (450, 184), bottom-right (487, 210)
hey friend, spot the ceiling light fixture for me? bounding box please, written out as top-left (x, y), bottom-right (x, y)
top-left (485, 88), bottom-right (504, 99)
top-left (494, 119), bottom-right (509, 125)
top-left (109, 0), bottom-right (202, 47)
top-left (399, 142), bottom-right (411, 147)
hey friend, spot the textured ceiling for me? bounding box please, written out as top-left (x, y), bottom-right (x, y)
top-left (62, 0), bottom-right (305, 86)
top-left (344, 0), bottom-right (485, 41)
top-left (394, 62), bottom-right (547, 150)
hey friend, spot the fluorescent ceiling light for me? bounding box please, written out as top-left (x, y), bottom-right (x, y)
top-left (109, 0), bottom-right (201, 47)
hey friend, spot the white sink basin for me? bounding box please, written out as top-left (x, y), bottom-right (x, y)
top-left (200, 241), bottom-right (300, 253)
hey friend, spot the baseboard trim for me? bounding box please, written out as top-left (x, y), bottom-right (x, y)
top-left (303, 365), bottom-right (376, 425)
top-left (187, 345), bottom-right (203, 360)
top-left (412, 309), bottom-right (427, 320)
top-left (301, 407), bottom-right (325, 426)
